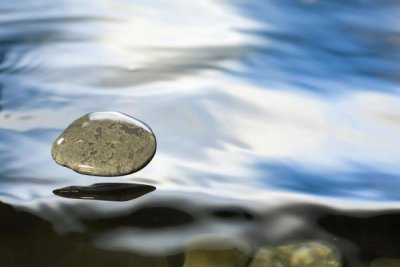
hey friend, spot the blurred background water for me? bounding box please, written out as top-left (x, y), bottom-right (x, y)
top-left (1, 0), bottom-right (400, 266)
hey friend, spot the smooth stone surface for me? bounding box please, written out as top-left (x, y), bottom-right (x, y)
top-left (371, 258), bottom-right (400, 267)
top-left (51, 112), bottom-right (156, 176)
top-left (53, 183), bottom-right (156, 201)
top-left (249, 241), bottom-right (341, 267)
top-left (183, 238), bottom-right (249, 267)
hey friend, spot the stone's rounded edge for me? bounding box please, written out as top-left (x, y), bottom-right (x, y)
top-left (50, 140), bottom-right (58, 162)
top-left (71, 165), bottom-right (130, 177)
top-left (51, 113), bottom-right (90, 166)
top-left (51, 133), bottom-right (66, 166)
top-left (129, 133), bottom-right (157, 174)
top-left (88, 111), bottom-right (155, 134)
top-left (69, 160), bottom-right (125, 177)
top-left (63, 113), bottom-right (91, 133)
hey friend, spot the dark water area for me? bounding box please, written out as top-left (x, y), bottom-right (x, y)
top-left (1, 0), bottom-right (400, 266)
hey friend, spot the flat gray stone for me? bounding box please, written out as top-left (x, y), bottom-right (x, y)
top-left (51, 112), bottom-right (156, 176)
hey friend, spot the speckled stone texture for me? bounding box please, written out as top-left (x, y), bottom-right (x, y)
top-left (51, 112), bottom-right (156, 176)
top-left (249, 241), bottom-right (341, 267)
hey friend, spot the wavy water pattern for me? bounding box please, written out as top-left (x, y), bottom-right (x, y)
top-left (1, 0), bottom-right (400, 264)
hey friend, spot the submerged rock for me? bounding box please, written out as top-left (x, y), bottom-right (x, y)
top-left (249, 241), bottom-right (341, 267)
top-left (53, 183), bottom-right (156, 201)
top-left (183, 237), bottom-right (249, 267)
top-left (51, 112), bottom-right (156, 176)
top-left (371, 258), bottom-right (400, 267)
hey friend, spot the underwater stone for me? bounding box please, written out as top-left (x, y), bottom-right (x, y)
top-left (249, 248), bottom-right (284, 267)
top-left (53, 183), bottom-right (156, 201)
top-left (183, 238), bottom-right (249, 267)
top-left (51, 111), bottom-right (156, 176)
top-left (249, 241), bottom-right (341, 267)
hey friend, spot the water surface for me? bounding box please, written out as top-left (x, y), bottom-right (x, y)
top-left (1, 0), bottom-right (400, 266)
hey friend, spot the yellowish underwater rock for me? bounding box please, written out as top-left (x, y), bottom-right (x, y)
top-left (249, 241), bottom-right (341, 267)
top-left (183, 237), bottom-right (250, 267)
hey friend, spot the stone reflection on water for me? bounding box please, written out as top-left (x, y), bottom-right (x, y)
top-left (53, 183), bottom-right (156, 201)
top-left (1, 0), bottom-right (400, 266)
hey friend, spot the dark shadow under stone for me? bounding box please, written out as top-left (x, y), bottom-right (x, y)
top-left (53, 183), bottom-right (156, 201)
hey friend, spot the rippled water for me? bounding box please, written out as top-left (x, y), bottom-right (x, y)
top-left (1, 0), bottom-right (400, 266)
